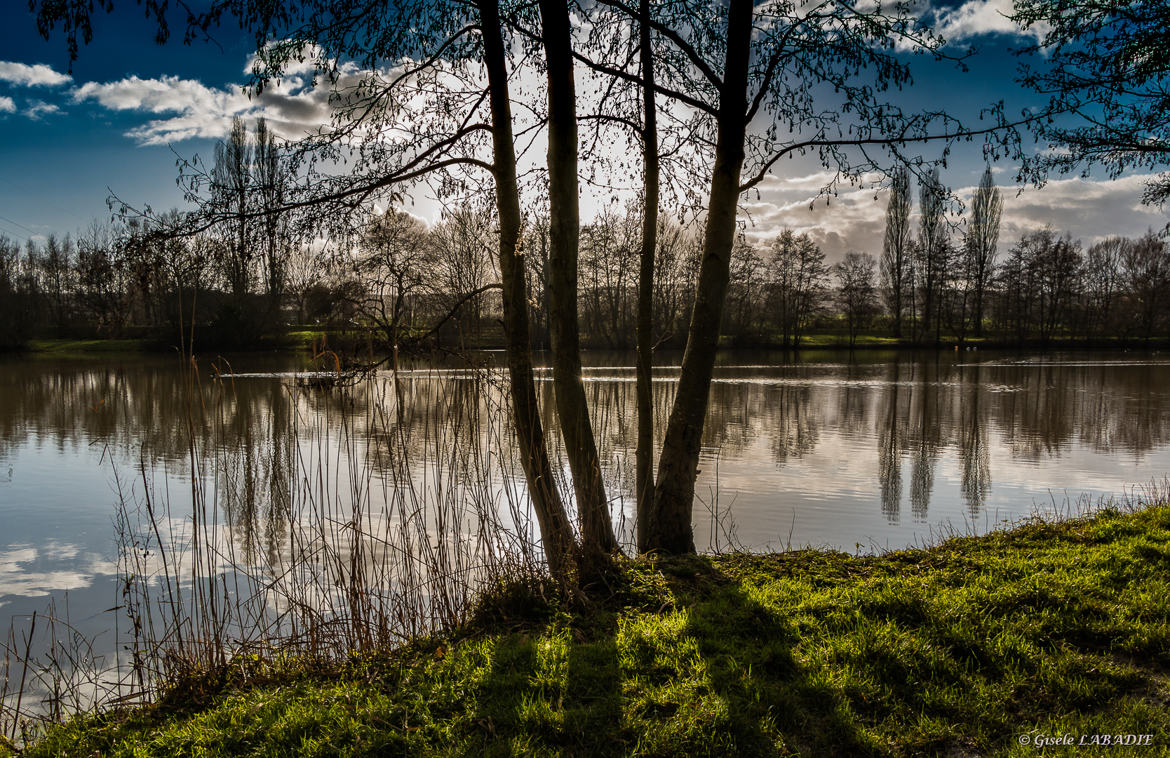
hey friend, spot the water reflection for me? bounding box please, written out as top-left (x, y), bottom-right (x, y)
top-left (2, 348), bottom-right (1169, 730)
top-left (0, 354), bottom-right (1168, 567)
top-left (4, 350), bottom-right (1170, 705)
top-left (958, 363), bottom-right (991, 514)
top-left (877, 360), bottom-right (905, 521)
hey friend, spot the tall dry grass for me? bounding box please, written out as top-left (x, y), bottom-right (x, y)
top-left (1, 355), bottom-right (550, 744)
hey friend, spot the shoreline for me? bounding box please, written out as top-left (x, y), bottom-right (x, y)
top-left (10, 331), bottom-right (1170, 358)
top-left (12, 502), bottom-right (1170, 757)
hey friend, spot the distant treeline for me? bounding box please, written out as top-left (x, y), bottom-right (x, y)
top-left (2, 141), bottom-right (1167, 352)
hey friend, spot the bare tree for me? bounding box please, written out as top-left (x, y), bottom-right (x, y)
top-left (635, 0), bottom-right (662, 550)
top-left (580, 204), bottom-right (638, 348)
top-left (285, 242), bottom-right (327, 325)
top-left (768, 230), bottom-right (828, 348)
top-left (478, 0), bottom-right (579, 580)
top-left (915, 168), bottom-right (948, 342)
top-left (538, 0), bottom-right (618, 562)
top-left (881, 166), bottom-right (912, 338)
top-left (211, 117), bottom-right (253, 304)
top-left (522, 213), bottom-right (553, 349)
top-left (642, 0), bottom-right (753, 554)
top-left (629, 0), bottom-right (1030, 553)
top-left (254, 118), bottom-right (291, 325)
top-left (994, 227), bottom-right (1081, 344)
top-left (40, 234), bottom-right (74, 331)
top-left (651, 219), bottom-right (700, 345)
top-left (835, 251), bottom-right (878, 347)
top-left (1081, 237), bottom-right (1127, 338)
top-left (1120, 232), bottom-right (1170, 343)
top-left (351, 208), bottom-right (435, 357)
top-left (965, 166), bottom-right (1002, 336)
top-left (1034, 232), bottom-right (1081, 344)
top-left (725, 238), bottom-right (767, 341)
top-left (76, 221), bottom-right (127, 333)
top-left (0, 236), bottom-right (37, 349)
top-left (431, 206), bottom-right (495, 345)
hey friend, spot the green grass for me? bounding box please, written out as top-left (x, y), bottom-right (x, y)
top-left (286, 329), bottom-right (329, 349)
top-left (26, 331), bottom-right (333, 355)
top-left (26, 337), bottom-right (151, 354)
top-left (796, 333), bottom-right (905, 348)
top-left (15, 505), bottom-right (1170, 757)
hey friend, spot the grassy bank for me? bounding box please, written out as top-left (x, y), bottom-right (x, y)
top-left (12, 505), bottom-right (1170, 757)
top-left (25, 337), bottom-right (153, 355)
top-left (18, 330), bottom-right (1170, 357)
top-left (23, 333), bottom-right (316, 356)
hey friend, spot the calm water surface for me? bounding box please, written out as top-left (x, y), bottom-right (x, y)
top-left (2, 349), bottom-right (1169, 663)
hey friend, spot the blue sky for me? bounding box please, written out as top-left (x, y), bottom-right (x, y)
top-left (0, 0), bottom-right (1165, 260)
top-left (0, 6), bottom-right (257, 243)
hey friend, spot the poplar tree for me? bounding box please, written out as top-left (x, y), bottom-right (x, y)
top-left (965, 166), bottom-right (1001, 336)
top-left (881, 167), bottom-right (912, 338)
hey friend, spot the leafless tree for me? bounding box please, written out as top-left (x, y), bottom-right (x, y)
top-left (834, 251), bottom-right (878, 347)
top-left (1081, 237), bottom-right (1128, 338)
top-left (350, 208), bottom-right (435, 354)
top-left (881, 166), bottom-right (912, 338)
top-left (431, 205), bottom-right (496, 345)
top-left (768, 229), bottom-right (828, 348)
top-left (211, 117), bottom-right (254, 303)
top-left (915, 168), bottom-right (948, 343)
top-left (1120, 232), bottom-right (1170, 343)
top-left (965, 166), bottom-right (1002, 336)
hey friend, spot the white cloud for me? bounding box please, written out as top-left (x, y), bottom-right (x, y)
top-left (71, 70), bottom-right (363, 145)
top-left (0, 544), bottom-right (116, 599)
top-left (72, 75), bottom-right (254, 144)
top-left (741, 170), bottom-right (1165, 262)
top-left (978, 174), bottom-right (1169, 248)
top-left (0, 61), bottom-right (72, 87)
top-left (741, 172), bottom-right (888, 262)
top-left (243, 42), bottom-right (332, 79)
top-left (0, 96), bottom-right (14, 114)
top-left (24, 100), bottom-right (60, 120)
top-left (932, 0), bottom-right (1044, 43)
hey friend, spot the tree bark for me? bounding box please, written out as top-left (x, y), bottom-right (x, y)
top-left (634, 0), bottom-right (659, 552)
top-left (478, 0), bottom-right (578, 581)
top-left (643, 0), bottom-right (753, 554)
top-left (538, 0), bottom-right (618, 561)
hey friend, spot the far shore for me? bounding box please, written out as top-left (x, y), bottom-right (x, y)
top-left (10, 329), bottom-right (1170, 359)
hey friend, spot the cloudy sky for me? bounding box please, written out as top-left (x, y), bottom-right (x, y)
top-left (0, 0), bottom-right (1165, 260)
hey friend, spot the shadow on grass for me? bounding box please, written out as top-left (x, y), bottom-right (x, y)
top-left (469, 558), bottom-right (872, 757)
top-left (471, 604), bottom-right (622, 756)
top-left (657, 557), bottom-right (874, 757)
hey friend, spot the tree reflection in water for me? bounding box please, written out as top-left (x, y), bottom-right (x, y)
top-left (1, 350), bottom-right (1169, 557)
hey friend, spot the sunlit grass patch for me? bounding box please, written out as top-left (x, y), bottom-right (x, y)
top-left (27, 338), bottom-right (148, 354)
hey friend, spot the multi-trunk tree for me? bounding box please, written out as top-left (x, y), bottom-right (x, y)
top-left (835, 252), bottom-right (878, 347)
top-left (32, 0), bottom-right (1035, 568)
top-left (769, 230), bottom-right (829, 348)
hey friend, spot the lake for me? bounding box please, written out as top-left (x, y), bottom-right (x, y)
top-left (2, 348), bottom-right (1169, 715)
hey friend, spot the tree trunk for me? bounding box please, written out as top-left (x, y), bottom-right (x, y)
top-left (893, 258), bottom-right (903, 338)
top-left (538, 0), bottom-right (617, 562)
top-left (478, 0), bottom-right (578, 582)
top-left (974, 266), bottom-right (985, 338)
top-left (634, 0), bottom-right (659, 552)
top-left (643, 0), bottom-right (753, 554)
